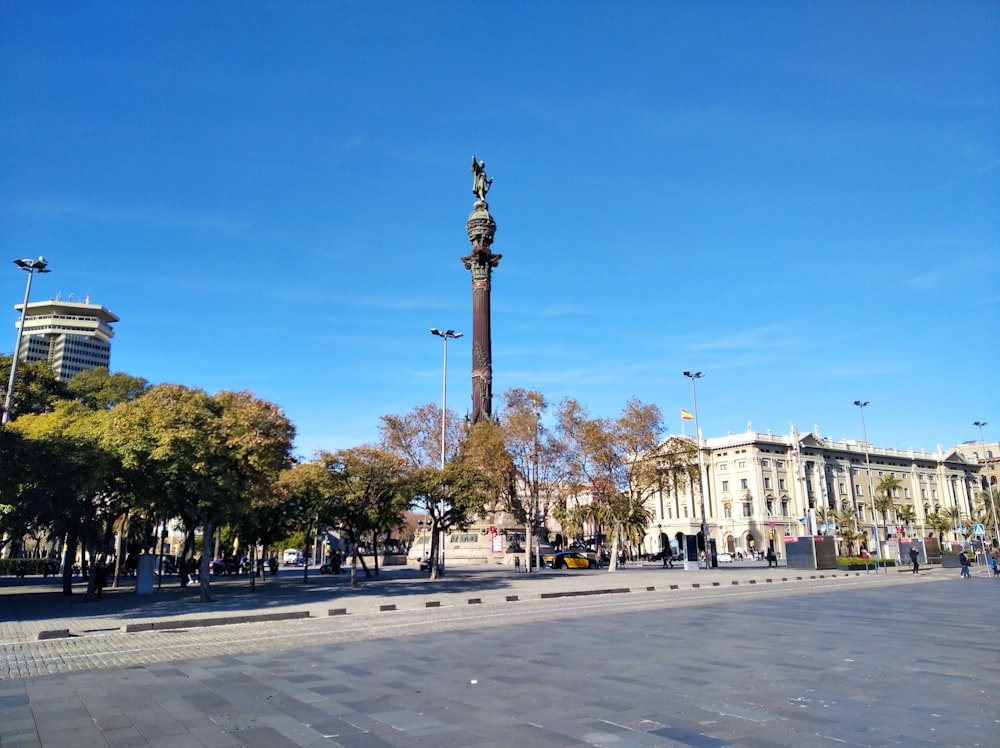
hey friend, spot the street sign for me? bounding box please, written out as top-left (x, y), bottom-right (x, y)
top-left (972, 523), bottom-right (986, 537)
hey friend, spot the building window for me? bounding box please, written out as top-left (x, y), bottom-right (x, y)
top-left (921, 489), bottom-right (927, 499)
top-left (781, 500), bottom-right (789, 517)
top-left (904, 487), bottom-right (910, 498)
top-left (839, 482), bottom-right (846, 495)
top-left (738, 460), bottom-right (747, 468)
top-left (779, 478), bottom-right (787, 491)
top-left (856, 484), bottom-right (863, 496)
top-left (776, 460), bottom-right (784, 468)
top-left (740, 478), bottom-right (748, 490)
top-left (722, 480), bottom-right (729, 492)
top-left (718, 462), bottom-right (728, 471)
top-left (761, 459), bottom-right (769, 467)
top-left (764, 477), bottom-right (772, 489)
top-left (742, 502), bottom-right (752, 517)
top-left (766, 499), bottom-right (774, 516)
top-left (723, 503), bottom-right (732, 519)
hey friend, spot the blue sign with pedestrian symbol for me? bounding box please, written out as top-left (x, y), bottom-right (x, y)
top-left (972, 523), bottom-right (985, 536)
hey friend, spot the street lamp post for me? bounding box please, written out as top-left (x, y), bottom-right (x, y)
top-left (430, 328), bottom-right (463, 575)
top-left (854, 401), bottom-right (880, 573)
top-left (683, 371), bottom-right (710, 568)
top-left (973, 421), bottom-right (999, 550)
top-left (3, 257), bottom-right (50, 425)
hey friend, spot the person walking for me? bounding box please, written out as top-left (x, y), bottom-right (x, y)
top-left (910, 545), bottom-right (920, 574)
top-left (959, 550), bottom-right (971, 579)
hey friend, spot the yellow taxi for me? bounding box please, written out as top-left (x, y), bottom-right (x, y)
top-left (543, 551), bottom-right (599, 569)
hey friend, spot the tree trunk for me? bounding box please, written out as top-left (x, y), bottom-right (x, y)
top-left (199, 519), bottom-right (214, 602)
top-left (61, 529), bottom-right (77, 596)
top-left (428, 520), bottom-right (441, 581)
top-left (607, 527), bottom-right (620, 573)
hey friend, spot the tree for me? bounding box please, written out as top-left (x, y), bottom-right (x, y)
top-left (555, 397), bottom-right (664, 572)
top-left (11, 401), bottom-right (122, 597)
top-left (65, 367), bottom-right (149, 410)
top-left (895, 504), bottom-right (918, 537)
top-left (379, 403), bottom-right (484, 579)
top-left (945, 506), bottom-right (967, 541)
top-left (874, 474), bottom-right (901, 540)
top-left (106, 385), bottom-right (294, 602)
top-left (925, 511), bottom-right (952, 542)
top-left (498, 388), bottom-right (570, 570)
top-left (649, 435), bottom-right (700, 545)
top-left (832, 502), bottom-right (860, 556)
top-left (459, 420), bottom-right (517, 528)
top-left (379, 402), bottom-right (462, 470)
top-left (973, 487), bottom-right (1000, 542)
top-left (0, 354), bottom-right (66, 421)
top-left (320, 447), bottom-right (410, 587)
top-left (408, 461), bottom-right (490, 580)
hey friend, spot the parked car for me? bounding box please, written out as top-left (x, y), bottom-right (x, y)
top-left (543, 551), bottom-right (599, 569)
top-left (716, 552), bottom-right (734, 563)
top-left (283, 549), bottom-right (303, 566)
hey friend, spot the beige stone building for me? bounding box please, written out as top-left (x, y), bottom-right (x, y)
top-left (644, 427), bottom-right (982, 559)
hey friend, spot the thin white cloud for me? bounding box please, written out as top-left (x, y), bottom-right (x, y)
top-left (3, 198), bottom-right (250, 233)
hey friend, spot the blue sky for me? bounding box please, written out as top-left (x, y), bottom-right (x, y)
top-left (2, 1), bottom-right (997, 459)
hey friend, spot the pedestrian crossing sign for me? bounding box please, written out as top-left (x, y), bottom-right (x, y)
top-left (972, 523), bottom-right (986, 536)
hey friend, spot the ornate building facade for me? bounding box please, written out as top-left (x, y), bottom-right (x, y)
top-left (644, 428), bottom-right (982, 558)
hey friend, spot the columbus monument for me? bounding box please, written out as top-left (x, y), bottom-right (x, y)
top-left (463, 155), bottom-right (501, 425)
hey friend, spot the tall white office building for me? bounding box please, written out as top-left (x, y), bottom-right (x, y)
top-left (13, 296), bottom-right (119, 381)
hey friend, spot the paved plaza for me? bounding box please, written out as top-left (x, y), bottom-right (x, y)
top-left (1, 563), bottom-right (998, 747)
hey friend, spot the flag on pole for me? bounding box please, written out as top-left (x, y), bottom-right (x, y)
top-left (681, 409), bottom-right (693, 421)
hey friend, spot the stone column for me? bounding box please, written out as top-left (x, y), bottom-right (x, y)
top-left (463, 199), bottom-right (501, 425)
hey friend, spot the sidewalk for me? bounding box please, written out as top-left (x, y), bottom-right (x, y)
top-left (1, 560), bottom-right (935, 645)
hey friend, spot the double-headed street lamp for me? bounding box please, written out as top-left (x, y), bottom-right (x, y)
top-left (430, 328), bottom-right (463, 575)
top-left (3, 257), bottom-right (50, 425)
top-left (853, 400), bottom-right (880, 572)
top-left (973, 421), bottom-right (999, 550)
top-left (683, 371), bottom-right (710, 566)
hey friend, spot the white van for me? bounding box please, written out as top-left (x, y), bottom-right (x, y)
top-left (282, 549), bottom-right (302, 566)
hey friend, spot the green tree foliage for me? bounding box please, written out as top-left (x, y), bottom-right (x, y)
top-left (409, 461), bottom-right (490, 580)
top-left (0, 354), bottom-right (66, 421)
top-left (106, 385), bottom-right (294, 601)
top-left (320, 447), bottom-right (411, 586)
top-left (459, 419), bottom-right (517, 524)
top-left (65, 367), bottom-right (149, 410)
top-left (272, 460), bottom-right (338, 584)
top-left (10, 401), bottom-right (121, 596)
top-left (874, 474), bottom-right (901, 540)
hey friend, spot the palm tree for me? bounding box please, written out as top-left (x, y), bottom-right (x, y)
top-left (815, 506), bottom-right (835, 535)
top-left (832, 503), bottom-right (860, 556)
top-left (875, 474), bottom-right (901, 541)
top-left (896, 505), bottom-right (917, 537)
top-left (945, 506), bottom-right (967, 541)
top-left (973, 487), bottom-right (1000, 540)
top-left (925, 511), bottom-right (952, 543)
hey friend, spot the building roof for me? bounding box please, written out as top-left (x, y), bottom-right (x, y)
top-left (15, 299), bottom-right (119, 324)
